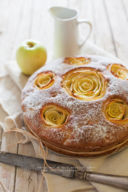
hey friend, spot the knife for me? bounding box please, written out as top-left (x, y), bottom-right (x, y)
top-left (0, 151), bottom-right (128, 190)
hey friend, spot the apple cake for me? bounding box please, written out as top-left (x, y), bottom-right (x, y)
top-left (21, 56), bottom-right (128, 156)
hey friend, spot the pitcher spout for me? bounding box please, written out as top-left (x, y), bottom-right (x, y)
top-left (49, 6), bottom-right (77, 20)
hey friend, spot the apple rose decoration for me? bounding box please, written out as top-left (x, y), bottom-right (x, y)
top-left (34, 72), bottom-right (55, 89)
top-left (108, 64), bottom-right (128, 79)
top-left (62, 68), bottom-right (107, 101)
top-left (103, 98), bottom-right (128, 125)
top-left (64, 57), bottom-right (91, 65)
top-left (41, 104), bottom-right (69, 127)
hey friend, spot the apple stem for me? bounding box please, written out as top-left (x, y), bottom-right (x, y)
top-left (27, 42), bottom-right (35, 48)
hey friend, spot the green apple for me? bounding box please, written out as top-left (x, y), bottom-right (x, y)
top-left (16, 40), bottom-right (47, 75)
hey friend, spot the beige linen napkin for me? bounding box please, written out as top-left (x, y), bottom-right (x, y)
top-left (0, 41), bottom-right (127, 192)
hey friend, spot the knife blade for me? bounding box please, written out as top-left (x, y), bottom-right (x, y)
top-left (0, 152), bottom-right (76, 178)
top-left (0, 151), bottom-right (128, 190)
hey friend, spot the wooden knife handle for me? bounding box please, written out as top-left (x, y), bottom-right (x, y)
top-left (85, 171), bottom-right (128, 190)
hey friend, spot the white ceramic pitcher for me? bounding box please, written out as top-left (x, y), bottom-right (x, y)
top-left (50, 6), bottom-right (92, 58)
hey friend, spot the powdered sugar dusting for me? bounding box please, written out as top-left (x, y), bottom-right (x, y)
top-left (21, 55), bottom-right (128, 152)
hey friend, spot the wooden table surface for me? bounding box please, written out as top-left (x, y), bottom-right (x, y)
top-left (0, 0), bottom-right (128, 191)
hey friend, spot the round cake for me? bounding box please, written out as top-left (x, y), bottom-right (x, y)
top-left (21, 55), bottom-right (128, 156)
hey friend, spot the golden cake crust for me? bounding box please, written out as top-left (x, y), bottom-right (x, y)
top-left (21, 55), bottom-right (128, 156)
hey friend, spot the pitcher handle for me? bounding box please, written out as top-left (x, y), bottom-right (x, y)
top-left (77, 19), bottom-right (92, 48)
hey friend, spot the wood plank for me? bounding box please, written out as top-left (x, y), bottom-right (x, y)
top-left (0, 0), bottom-right (10, 60)
top-left (15, 143), bottom-right (45, 192)
top-left (0, 0), bottom-right (21, 191)
top-left (10, 0), bottom-right (36, 60)
top-left (91, 0), bottom-right (116, 55)
top-left (68, 0), bottom-right (116, 55)
top-left (1, 0), bottom-right (24, 60)
top-left (122, 0), bottom-right (128, 22)
top-left (0, 133), bottom-right (18, 192)
top-left (104, 0), bottom-right (128, 63)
